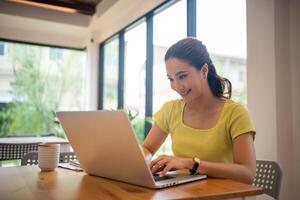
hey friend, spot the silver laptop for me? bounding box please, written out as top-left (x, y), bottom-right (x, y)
top-left (56, 110), bottom-right (206, 189)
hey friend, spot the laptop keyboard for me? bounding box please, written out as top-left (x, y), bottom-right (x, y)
top-left (153, 173), bottom-right (176, 181)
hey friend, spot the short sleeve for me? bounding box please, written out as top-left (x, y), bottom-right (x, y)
top-left (229, 105), bottom-right (256, 140)
top-left (153, 101), bottom-right (174, 134)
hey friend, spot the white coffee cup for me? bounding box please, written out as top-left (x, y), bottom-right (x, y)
top-left (38, 143), bottom-right (60, 171)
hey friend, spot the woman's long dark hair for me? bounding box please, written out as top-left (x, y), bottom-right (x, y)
top-left (164, 37), bottom-right (232, 99)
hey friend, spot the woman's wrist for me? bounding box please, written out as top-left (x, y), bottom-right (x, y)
top-left (197, 160), bottom-right (206, 174)
top-left (141, 146), bottom-right (153, 164)
top-left (186, 158), bottom-right (206, 174)
top-left (185, 158), bottom-right (194, 170)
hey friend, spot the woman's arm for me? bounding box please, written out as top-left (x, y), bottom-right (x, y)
top-left (151, 132), bottom-right (256, 184)
top-left (142, 124), bottom-right (168, 160)
top-left (196, 133), bottom-right (256, 184)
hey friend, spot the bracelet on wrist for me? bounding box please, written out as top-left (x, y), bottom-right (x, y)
top-left (189, 157), bottom-right (201, 175)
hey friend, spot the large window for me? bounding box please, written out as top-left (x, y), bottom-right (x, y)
top-left (124, 22), bottom-right (147, 143)
top-left (0, 41), bottom-right (86, 137)
top-left (103, 38), bottom-right (119, 109)
top-left (98, 0), bottom-right (247, 155)
top-left (197, 0), bottom-right (247, 105)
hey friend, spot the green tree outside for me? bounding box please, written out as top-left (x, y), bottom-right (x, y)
top-left (0, 43), bottom-right (85, 137)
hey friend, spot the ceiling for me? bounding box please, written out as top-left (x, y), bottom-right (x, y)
top-left (0, 0), bottom-right (115, 27)
top-left (8, 0), bottom-right (103, 15)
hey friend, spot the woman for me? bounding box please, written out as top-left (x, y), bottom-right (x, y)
top-left (142, 38), bottom-right (256, 184)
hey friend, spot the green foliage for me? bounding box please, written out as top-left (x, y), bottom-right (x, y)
top-left (1, 43), bottom-right (85, 137)
top-left (126, 110), bottom-right (139, 121)
top-left (122, 110), bottom-right (154, 144)
top-left (122, 109), bottom-right (144, 143)
top-left (0, 104), bottom-right (13, 136)
top-left (131, 116), bottom-right (145, 144)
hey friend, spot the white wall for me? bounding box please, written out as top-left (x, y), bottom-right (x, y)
top-left (85, 40), bottom-right (99, 110)
top-left (247, 0), bottom-right (299, 199)
top-left (290, 0), bottom-right (300, 198)
top-left (247, 0), bottom-right (277, 160)
top-left (0, 13), bottom-right (88, 48)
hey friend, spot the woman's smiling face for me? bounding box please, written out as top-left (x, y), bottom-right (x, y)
top-left (165, 58), bottom-right (208, 103)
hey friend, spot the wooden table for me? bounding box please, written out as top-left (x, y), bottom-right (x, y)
top-left (0, 166), bottom-right (263, 200)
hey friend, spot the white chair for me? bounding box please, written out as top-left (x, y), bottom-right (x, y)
top-left (253, 160), bottom-right (282, 199)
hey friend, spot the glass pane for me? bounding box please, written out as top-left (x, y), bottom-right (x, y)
top-left (197, 0), bottom-right (247, 105)
top-left (124, 22), bottom-right (147, 143)
top-left (153, 0), bottom-right (187, 155)
top-left (0, 41), bottom-right (12, 103)
top-left (0, 42), bottom-right (4, 56)
top-left (153, 0), bottom-right (186, 113)
top-left (49, 48), bottom-right (63, 60)
top-left (0, 41), bottom-right (86, 137)
top-left (103, 38), bottom-right (119, 109)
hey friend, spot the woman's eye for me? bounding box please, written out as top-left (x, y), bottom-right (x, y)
top-left (168, 77), bottom-right (174, 82)
top-left (179, 74), bottom-right (187, 79)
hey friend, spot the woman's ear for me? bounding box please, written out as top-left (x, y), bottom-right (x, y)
top-left (201, 64), bottom-right (209, 80)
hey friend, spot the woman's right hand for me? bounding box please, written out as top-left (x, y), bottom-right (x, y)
top-left (150, 155), bottom-right (193, 176)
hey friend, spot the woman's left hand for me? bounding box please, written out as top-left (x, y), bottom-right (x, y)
top-left (150, 155), bottom-right (192, 176)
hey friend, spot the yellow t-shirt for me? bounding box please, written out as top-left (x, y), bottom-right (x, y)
top-left (153, 99), bottom-right (256, 163)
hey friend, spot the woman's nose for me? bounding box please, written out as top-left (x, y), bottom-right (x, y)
top-left (172, 81), bottom-right (184, 92)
